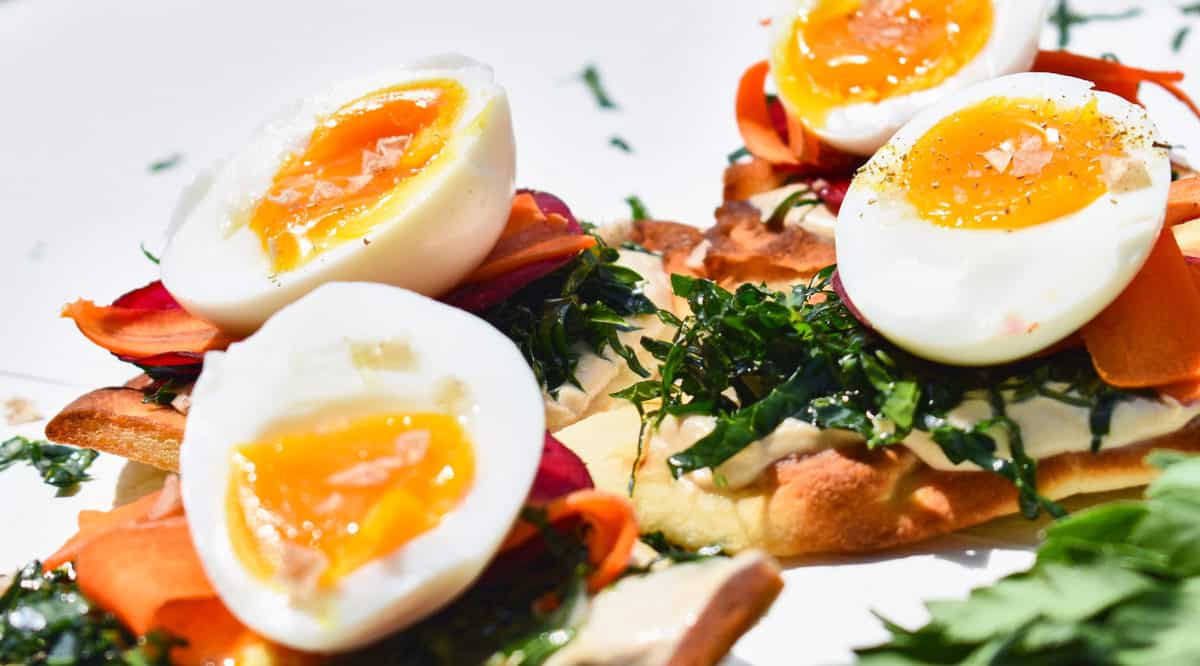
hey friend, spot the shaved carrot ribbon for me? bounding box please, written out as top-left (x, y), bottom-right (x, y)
top-left (1082, 224), bottom-right (1200, 390)
top-left (463, 192), bottom-right (596, 284)
top-left (501, 489), bottom-right (638, 593)
top-left (1033, 50), bottom-right (1200, 121)
top-left (62, 299), bottom-right (234, 359)
top-left (736, 61), bottom-right (803, 166)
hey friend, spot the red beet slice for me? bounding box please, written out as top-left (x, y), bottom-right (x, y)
top-left (112, 281), bottom-right (182, 311)
top-left (818, 178), bottom-right (851, 215)
top-left (527, 431), bottom-right (594, 504)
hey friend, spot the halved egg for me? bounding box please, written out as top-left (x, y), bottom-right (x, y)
top-left (162, 55), bottom-right (516, 335)
top-left (836, 72), bottom-right (1172, 365)
top-left (769, 0), bottom-right (1052, 155)
top-left (179, 282), bottom-right (544, 652)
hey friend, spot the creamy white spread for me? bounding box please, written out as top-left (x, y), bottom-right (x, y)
top-left (543, 250), bottom-right (677, 431)
top-left (654, 389), bottom-right (1200, 490)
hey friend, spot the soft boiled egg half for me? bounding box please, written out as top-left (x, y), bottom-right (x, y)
top-left (769, 0), bottom-right (1052, 155)
top-left (179, 282), bottom-right (544, 652)
top-left (162, 55), bottom-right (516, 335)
top-left (836, 72), bottom-right (1172, 365)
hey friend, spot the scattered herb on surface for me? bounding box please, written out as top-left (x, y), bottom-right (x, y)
top-left (1049, 1), bottom-right (1142, 48)
top-left (858, 453), bottom-right (1200, 664)
top-left (0, 562), bottom-right (177, 665)
top-left (139, 242), bottom-right (160, 265)
top-left (0, 436), bottom-right (98, 492)
top-left (1100, 52), bottom-right (1122, 62)
top-left (727, 146), bottom-right (751, 164)
top-left (617, 269), bottom-right (1141, 519)
top-left (349, 507), bottom-right (592, 665)
top-left (608, 136), bottom-right (633, 152)
top-left (141, 380), bottom-right (178, 406)
top-left (1184, 3), bottom-right (1200, 16)
top-left (146, 153), bottom-right (182, 173)
top-left (580, 65), bottom-right (617, 110)
top-left (482, 239), bottom-right (656, 396)
top-left (624, 195), bottom-right (650, 221)
top-left (1173, 25), bottom-right (1192, 52)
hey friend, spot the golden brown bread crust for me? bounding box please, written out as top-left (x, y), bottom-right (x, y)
top-left (45, 386), bottom-right (185, 472)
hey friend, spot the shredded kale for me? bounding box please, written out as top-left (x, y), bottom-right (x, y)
top-left (617, 269), bottom-right (1142, 519)
top-left (624, 195), bottom-right (650, 221)
top-left (858, 453), bottom-right (1200, 664)
top-left (481, 240), bottom-right (657, 396)
top-left (344, 507), bottom-right (592, 665)
top-left (0, 562), bottom-right (177, 665)
top-left (1049, 1), bottom-right (1142, 48)
top-left (146, 154), bottom-right (182, 173)
top-left (579, 65), bottom-right (617, 110)
top-left (0, 436), bottom-right (98, 493)
top-left (608, 136), bottom-right (633, 153)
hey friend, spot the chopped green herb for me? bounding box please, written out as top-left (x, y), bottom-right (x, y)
top-left (764, 187), bottom-right (822, 231)
top-left (482, 239), bottom-right (656, 396)
top-left (139, 242), bottom-right (160, 265)
top-left (609, 136), bottom-right (633, 152)
top-left (619, 270), bottom-right (1141, 519)
top-left (625, 195), bottom-right (650, 221)
top-left (348, 507), bottom-right (592, 665)
top-left (620, 240), bottom-right (659, 255)
top-left (639, 531), bottom-right (726, 565)
top-left (1100, 52), bottom-right (1122, 62)
top-left (147, 153), bottom-right (182, 173)
top-left (0, 436), bottom-right (98, 493)
top-left (858, 453), bottom-right (1200, 664)
top-left (0, 562), bottom-right (177, 665)
top-left (580, 65), bottom-right (617, 110)
top-left (727, 146), bottom-right (751, 164)
top-left (1173, 25), bottom-right (1192, 52)
top-left (141, 380), bottom-right (178, 406)
top-left (1049, 1), bottom-right (1142, 48)
top-left (1184, 3), bottom-right (1200, 16)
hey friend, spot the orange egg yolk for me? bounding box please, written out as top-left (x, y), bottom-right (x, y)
top-left (248, 79), bottom-right (467, 273)
top-left (227, 412), bottom-right (474, 589)
top-left (773, 0), bottom-right (993, 127)
top-left (901, 96), bottom-right (1126, 230)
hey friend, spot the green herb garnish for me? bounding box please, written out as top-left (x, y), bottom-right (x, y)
top-left (0, 562), bottom-right (177, 665)
top-left (580, 65), bottom-right (617, 110)
top-left (609, 136), bottom-right (633, 152)
top-left (764, 187), bottom-right (823, 231)
top-left (618, 269), bottom-right (1140, 519)
top-left (482, 240), bottom-right (656, 396)
top-left (1184, 3), bottom-right (1200, 16)
top-left (640, 531), bottom-right (726, 564)
top-left (348, 507), bottom-right (592, 665)
top-left (1173, 25), bottom-right (1192, 52)
top-left (625, 195), bottom-right (650, 221)
top-left (0, 436), bottom-right (98, 492)
top-left (146, 153), bottom-right (182, 173)
top-left (1049, 1), bottom-right (1142, 48)
top-left (727, 146), bottom-right (751, 164)
top-left (139, 242), bottom-right (160, 265)
top-left (858, 453), bottom-right (1200, 664)
top-left (141, 380), bottom-right (177, 406)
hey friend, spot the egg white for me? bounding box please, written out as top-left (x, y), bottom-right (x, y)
top-left (836, 72), bottom-right (1172, 366)
top-left (769, 0), bottom-right (1053, 156)
top-left (162, 54), bottom-right (516, 336)
top-left (180, 282), bottom-right (545, 652)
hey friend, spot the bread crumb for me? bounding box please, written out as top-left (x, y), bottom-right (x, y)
top-left (4, 397), bottom-right (41, 426)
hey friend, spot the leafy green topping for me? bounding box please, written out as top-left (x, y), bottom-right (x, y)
top-left (618, 270), bottom-right (1141, 519)
top-left (348, 507), bottom-right (591, 665)
top-left (580, 65), bottom-right (617, 110)
top-left (139, 242), bottom-right (160, 265)
top-left (1, 436), bottom-right (98, 493)
top-left (1048, 1), bottom-right (1142, 48)
top-left (146, 154), bottom-right (182, 173)
top-left (858, 453), bottom-right (1200, 664)
top-left (624, 195), bottom-right (650, 221)
top-left (609, 136), bottom-right (633, 153)
top-left (482, 240), bottom-right (656, 396)
top-left (0, 562), bottom-right (177, 665)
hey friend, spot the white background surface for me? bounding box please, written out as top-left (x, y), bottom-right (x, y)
top-left (1, 1), bottom-right (1198, 664)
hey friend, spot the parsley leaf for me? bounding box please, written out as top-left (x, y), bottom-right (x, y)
top-left (623, 271), bottom-right (1138, 518)
top-left (482, 240), bottom-right (656, 396)
top-left (0, 436), bottom-right (98, 493)
top-left (0, 562), bottom-right (177, 665)
top-left (858, 454), bottom-right (1200, 664)
top-left (609, 136), bottom-right (633, 152)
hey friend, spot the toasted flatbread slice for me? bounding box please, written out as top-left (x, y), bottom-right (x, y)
top-left (558, 405), bottom-right (1200, 556)
top-left (46, 384), bottom-right (186, 472)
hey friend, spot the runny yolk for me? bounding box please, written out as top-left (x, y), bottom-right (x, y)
top-left (901, 96), bottom-right (1126, 230)
top-left (248, 79), bottom-right (467, 273)
top-left (227, 412), bottom-right (474, 590)
top-left (772, 0), bottom-right (993, 127)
